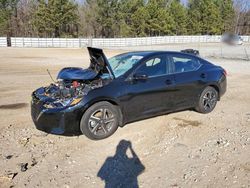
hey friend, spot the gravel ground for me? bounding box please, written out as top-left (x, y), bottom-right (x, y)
top-left (0, 47), bottom-right (249, 188)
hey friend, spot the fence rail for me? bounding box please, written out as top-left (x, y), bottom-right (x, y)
top-left (0, 37), bottom-right (7, 47)
top-left (0, 35), bottom-right (249, 48)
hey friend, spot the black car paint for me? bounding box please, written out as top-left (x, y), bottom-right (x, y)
top-left (31, 50), bottom-right (226, 135)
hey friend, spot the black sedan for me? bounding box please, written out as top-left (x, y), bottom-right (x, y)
top-left (31, 47), bottom-right (227, 140)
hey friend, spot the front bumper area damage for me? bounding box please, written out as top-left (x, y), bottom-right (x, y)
top-left (31, 88), bottom-right (84, 135)
top-left (31, 47), bottom-right (114, 135)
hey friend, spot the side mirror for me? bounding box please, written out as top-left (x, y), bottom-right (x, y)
top-left (133, 72), bottom-right (148, 80)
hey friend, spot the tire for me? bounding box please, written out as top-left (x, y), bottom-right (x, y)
top-left (195, 86), bottom-right (218, 114)
top-left (80, 101), bottom-right (119, 140)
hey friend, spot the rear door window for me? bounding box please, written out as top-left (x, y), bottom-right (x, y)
top-left (170, 54), bottom-right (201, 74)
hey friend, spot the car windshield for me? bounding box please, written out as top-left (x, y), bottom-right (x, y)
top-left (108, 53), bottom-right (145, 78)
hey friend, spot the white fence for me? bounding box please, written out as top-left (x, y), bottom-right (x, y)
top-left (10, 37), bottom-right (90, 48)
top-left (11, 35), bottom-right (225, 48)
top-left (92, 35), bottom-right (224, 47)
top-left (0, 37), bottom-right (7, 47)
top-left (0, 35), bottom-right (249, 48)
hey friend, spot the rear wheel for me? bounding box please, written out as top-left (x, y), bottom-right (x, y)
top-left (80, 102), bottom-right (119, 140)
top-left (195, 86), bottom-right (218, 114)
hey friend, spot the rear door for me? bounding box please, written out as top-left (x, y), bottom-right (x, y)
top-left (168, 53), bottom-right (204, 108)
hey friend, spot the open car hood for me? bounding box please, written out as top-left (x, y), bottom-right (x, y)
top-left (57, 47), bottom-right (114, 81)
top-left (87, 47), bottom-right (115, 78)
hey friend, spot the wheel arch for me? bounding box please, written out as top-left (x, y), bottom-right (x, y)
top-left (207, 84), bottom-right (220, 100)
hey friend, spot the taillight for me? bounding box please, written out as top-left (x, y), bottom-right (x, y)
top-left (223, 69), bottom-right (227, 76)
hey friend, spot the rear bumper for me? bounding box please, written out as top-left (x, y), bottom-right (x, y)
top-left (31, 99), bottom-right (83, 136)
top-left (219, 74), bottom-right (227, 98)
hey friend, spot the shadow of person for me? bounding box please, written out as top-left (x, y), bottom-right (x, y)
top-left (97, 140), bottom-right (145, 188)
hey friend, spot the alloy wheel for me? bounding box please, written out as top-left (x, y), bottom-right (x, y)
top-left (88, 108), bottom-right (115, 136)
top-left (202, 90), bottom-right (217, 111)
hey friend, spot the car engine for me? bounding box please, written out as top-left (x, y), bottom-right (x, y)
top-left (44, 79), bottom-right (104, 100)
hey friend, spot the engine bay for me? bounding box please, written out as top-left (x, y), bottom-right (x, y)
top-left (34, 76), bottom-right (111, 109)
top-left (33, 47), bottom-right (114, 109)
top-left (45, 79), bottom-right (104, 100)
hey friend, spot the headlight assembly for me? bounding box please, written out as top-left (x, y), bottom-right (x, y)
top-left (69, 98), bottom-right (82, 106)
top-left (44, 98), bottom-right (82, 109)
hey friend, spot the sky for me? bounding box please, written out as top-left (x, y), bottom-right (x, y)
top-left (181, 0), bottom-right (188, 6)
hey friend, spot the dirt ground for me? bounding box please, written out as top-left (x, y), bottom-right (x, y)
top-left (0, 47), bottom-right (249, 188)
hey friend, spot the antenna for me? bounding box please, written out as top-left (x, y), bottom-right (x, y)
top-left (47, 69), bottom-right (56, 83)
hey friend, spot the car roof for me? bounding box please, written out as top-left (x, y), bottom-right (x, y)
top-left (116, 51), bottom-right (196, 57)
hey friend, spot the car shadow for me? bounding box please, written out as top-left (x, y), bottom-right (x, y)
top-left (124, 108), bottom-right (194, 126)
top-left (97, 140), bottom-right (145, 188)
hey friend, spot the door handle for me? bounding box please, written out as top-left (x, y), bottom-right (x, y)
top-left (165, 79), bottom-right (173, 85)
top-left (200, 73), bottom-right (206, 79)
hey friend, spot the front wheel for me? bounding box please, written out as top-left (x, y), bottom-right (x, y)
top-left (80, 102), bottom-right (119, 140)
top-left (195, 86), bottom-right (218, 114)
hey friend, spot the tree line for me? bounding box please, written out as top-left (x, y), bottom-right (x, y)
top-left (0, 0), bottom-right (249, 38)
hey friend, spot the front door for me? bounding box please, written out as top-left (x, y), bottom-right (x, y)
top-left (122, 54), bottom-right (176, 122)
